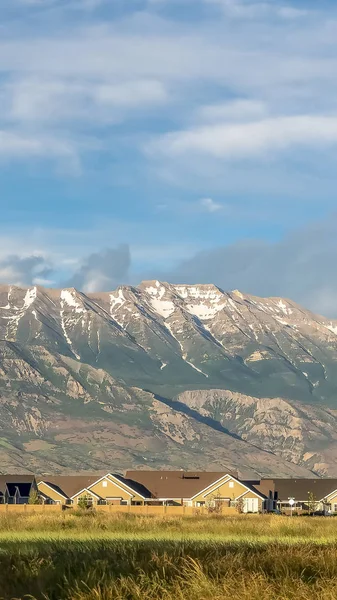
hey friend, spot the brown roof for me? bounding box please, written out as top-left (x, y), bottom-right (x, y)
top-left (0, 474), bottom-right (35, 494)
top-left (124, 470), bottom-right (238, 499)
top-left (38, 475), bottom-right (101, 499)
top-left (113, 474), bottom-right (153, 499)
top-left (38, 473), bottom-right (152, 500)
top-left (257, 479), bottom-right (337, 502)
top-left (245, 479), bottom-right (276, 500)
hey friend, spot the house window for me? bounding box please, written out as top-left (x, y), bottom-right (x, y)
top-left (229, 481), bottom-right (234, 488)
top-left (102, 481), bottom-right (108, 488)
top-left (334, 504), bottom-right (337, 513)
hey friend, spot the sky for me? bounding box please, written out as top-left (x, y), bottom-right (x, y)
top-left (1, 0), bottom-right (337, 316)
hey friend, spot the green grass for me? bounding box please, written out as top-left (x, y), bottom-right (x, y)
top-left (2, 513), bottom-right (337, 599)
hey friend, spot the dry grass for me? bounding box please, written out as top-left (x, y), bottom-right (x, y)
top-left (1, 513), bottom-right (337, 599)
top-left (0, 511), bottom-right (337, 540)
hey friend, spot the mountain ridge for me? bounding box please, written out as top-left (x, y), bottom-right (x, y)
top-left (1, 281), bottom-right (337, 476)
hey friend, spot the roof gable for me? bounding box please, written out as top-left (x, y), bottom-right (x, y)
top-left (191, 474), bottom-right (266, 501)
top-left (190, 474), bottom-right (231, 500)
top-left (88, 474), bottom-right (133, 498)
top-left (37, 481), bottom-right (69, 500)
top-left (36, 475), bottom-right (103, 499)
top-left (71, 488), bottom-right (101, 500)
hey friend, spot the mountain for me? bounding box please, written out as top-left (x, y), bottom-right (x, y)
top-left (1, 281), bottom-right (337, 476)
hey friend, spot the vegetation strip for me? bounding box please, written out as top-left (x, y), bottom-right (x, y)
top-left (1, 514), bottom-right (337, 599)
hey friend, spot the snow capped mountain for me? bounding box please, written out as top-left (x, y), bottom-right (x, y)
top-left (1, 281), bottom-right (337, 476)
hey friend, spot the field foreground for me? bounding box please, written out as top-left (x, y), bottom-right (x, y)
top-left (1, 513), bottom-right (337, 599)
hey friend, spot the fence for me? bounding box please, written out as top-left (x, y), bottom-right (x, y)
top-left (94, 505), bottom-right (238, 516)
top-left (0, 504), bottom-right (239, 515)
top-left (0, 504), bottom-right (63, 513)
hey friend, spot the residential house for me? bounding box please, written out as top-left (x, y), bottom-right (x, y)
top-left (38, 473), bottom-right (151, 506)
top-left (35, 471), bottom-right (337, 514)
top-left (125, 470), bottom-right (265, 512)
top-left (244, 479), bottom-right (277, 512)
top-left (191, 474), bottom-right (266, 512)
top-left (0, 475), bottom-right (37, 504)
top-left (262, 478), bottom-right (337, 513)
top-left (38, 475), bottom-right (100, 505)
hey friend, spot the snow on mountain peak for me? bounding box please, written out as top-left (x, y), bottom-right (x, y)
top-left (173, 284), bottom-right (222, 300)
top-left (60, 289), bottom-right (84, 314)
top-left (110, 288), bottom-right (126, 311)
top-left (142, 282), bottom-right (175, 318)
top-left (276, 299), bottom-right (293, 316)
top-left (23, 286), bottom-right (37, 309)
top-left (172, 284), bottom-right (227, 320)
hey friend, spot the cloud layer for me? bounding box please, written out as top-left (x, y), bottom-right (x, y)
top-left (1, 217), bottom-right (337, 318)
top-left (0, 0), bottom-right (336, 320)
top-left (150, 116), bottom-right (337, 159)
top-left (67, 245), bottom-right (131, 292)
top-left (163, 219), bottom-right (337, 317)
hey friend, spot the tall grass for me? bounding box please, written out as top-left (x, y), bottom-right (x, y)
top-left (0, 511), bottom-right (337, 539)
top-left (1, 513), bottom-right (337, 599)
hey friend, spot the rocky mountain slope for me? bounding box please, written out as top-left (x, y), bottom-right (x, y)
top-left (1, 282), bottom-right (337, 476)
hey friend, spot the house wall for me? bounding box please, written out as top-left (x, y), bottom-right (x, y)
top-left (240, 490), bottom-right (263, 512)
top-left (325, 491), bottom-right (337, 504)
top-left (72, 490), bottom-right (100, 505)
top-left (327, 493), bottom-right (337, 512)
top-left (107, 476), bottom-right (146, 503)
top-left (193, 478), bottom-right (247, 504)
top-left (38, 482), bottom-right (68, 504)
top-left (89, 479), bottom-right (134, 503)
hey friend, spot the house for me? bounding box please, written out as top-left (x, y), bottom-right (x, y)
top-left (262, 478), bottom-right (337, 513)
top-left (191, 474), bottom-right (266, 512)
top-left (38, 475), bottom-right (100, 505)
top-left (125, 470), bottom-right (232, 505)
top-left (38, 473), bottom-right (152, 506)
top-left (0, 475), bottom-right (37, 504)
top-left (125, 470), bottom-right (265, 512)
top-left (244, 479), bottom-right (277, 512)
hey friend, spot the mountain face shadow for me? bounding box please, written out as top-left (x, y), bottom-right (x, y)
top-left (146, 390), bottom-right (243, 442)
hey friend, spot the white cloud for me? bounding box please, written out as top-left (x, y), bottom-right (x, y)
top-left (2, 77), bottom-right (168, 124)
top-left (94, 79), bottom-right (168, 110)
top-left (277, 6), bottom-right (308, 19)
top-left (0, 130), bottom-right (79, 164)
top-left (205, 0), bottom-right (309, 19)
top-left (195, 99), bottom-right (267, 123)
top-left (200, 198), bottom-right (222, 212)
top-left (0, 0), bottom-right (332, 189)
top-left (18, 0), bottom-right (103, 9)
top-left (33, 276), bottom-right (55, 286)
top-left (149, 115), bottom-right (337, 159)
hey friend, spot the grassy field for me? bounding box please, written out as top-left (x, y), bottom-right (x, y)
top-left (1, 512), bottom-right (337, 599)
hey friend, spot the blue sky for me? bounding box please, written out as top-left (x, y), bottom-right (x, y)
top-left (1, 0), bottom-right (337, 315)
